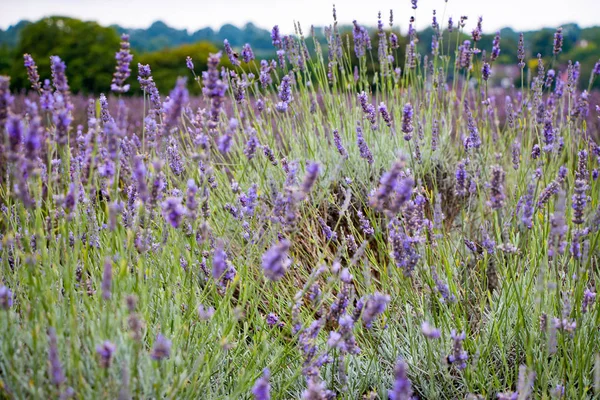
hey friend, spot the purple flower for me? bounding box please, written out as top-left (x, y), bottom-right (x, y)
top-left (241, 43), bottom-right (255, 63)
top-left (271, 26), bottom-right (282, 49)
top-left (401, 103), bottom-right (414, 140)
top-left (390, 33), bottom-right (399, 49)
top-left (202, 52), bottom-right (227, 129)
top-left (224, 39), bottom-right (240, 66)
top-left (186, 56), bottom-right (194, 71)
top-left (421, 321), bottom-right (441, 339)
top-left (357, 91), bottom-right (377, 128)
top-left (361, 292), bottom-right (390, 328)
top-left (102, 257), bottom-right (112, 301)
top-left (531, 144), bottom-right (541, 159)
top-left (50, 55), bottom-right (70, 96)
top-left (488, 165), bottom-right (506, 210)
top-left (332, 129), bottom-right (348, 158)
top-left (553, 27), bottom-right (563, 55)
top-left (162, 197), bottom-right (186, 228)
top-left (167, 137), bottom-right (184, 175)
top-left (301, 162), bottom-right (320, 196)
top-left (576, 149), bottom-right (589, 182)
top-left (572, 179), bottom-right (588, 225)
top-left (252, 369), bottom-right (271, 400)
top-left (266, 313), bottom-right (282, 327)
top-left (472, 16), bottom-right (483, 44)
top-left (302, 378), bottom-right (333, 400)
top-left (582, 289), bottom-right (596, 313)
top-left (262, 239), bottom-right (291, 281)
top-left (245, 132), bottom-right (259, 160)
top-left (464, 101), bottom-right (481, 150)
top-left (96, 340), bottom-right (116, 368)
top-left (379, 102), bottom-right (393, 128)
top-left (151, 334), bottom-right (172, 361)
top-left (163, 77), bottom-right (189, 131)
top-left (455, 161), bottom-right (468, 197)
top-left (259, 60), bottom-right (273, 87)
top-left (448, 330), bottom-right (468, 370)
top-left (6, 114), bottom-right (23, 156)
top-left (431, 267), bottom-right (456, 303)
top-left (458, 40), bottom-right (472, 70)
top-left (276, 49), bottom-right (286, 69)
top-left (23, 54), bottom-right (41, 93)
top-left (357, 210), bottom-right (374, 236)
top-left (370, 159), bottom-right (404, 211)
top-left (543, 114), bottom-right (556, 152)
top-left (212, 240), bottom-right (228, 280)
top-left (276, 75), bottom-right (293, 112)
top-left (389, 357), bottom-right (413, 400)
top-left (0, 286), bottom-right (13, 310)
top-left (491, 31), bottom-right (501, 61)
top-left (111, 34), bottom-right (133, 93)
top-left (198, 304), bottom-right (215, 321)
top-left (482, 62), bottom-right (491, 81)
top-left (352, 20), bottom-right (369, 58)
top-left (356, 124), bottom-right (373, 164)
top-left (48, 328), bottom-right (66, 386)
top-left (318, 217), bottom-right (338, 241)
top-left (0, 76), bottom-right (13, 124)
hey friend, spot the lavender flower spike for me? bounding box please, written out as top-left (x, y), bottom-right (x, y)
top-left (242, 43), bottom-right (255, 63)
top-left (96, 340), bottom-right (117, 368)
top-left (332, 129), bottom-right (348, 158)
top-left (0, 286), bottom-right (13, 310)
top-left (262, 239), bottom-right (291, 281)
top-left (162, 197), bottom-right (186, 228)
top-left (23, 54), bottom-right (42, 93)
top-left (252, 368), bottom-right (271, 400)
top-left (389, 357), bottom-right (413, 400)
top-left (361, 292), bottom-right (390, 328)
top-left (401, 103), bottom-right (414, 141)
top-left (276, 75), bottom-right (293, 112)
top-left (553, 27), bottom-right (563, 55)
top-left (356, 124), bottom-right (373, 164)
top-left (421, 321), bottom-right (441, 339)
top-left (448, 330), bottom-right (468, 370)
top-left (111, 34), bottom-right (133, 93)
top-left (186, 56), bottom-right (194, 71)
top-left (224, 39), bottom-right (240, 66)
top-left (151, 334), bottom-right (172, 360)
top-left (301, 162), bottom-right (320, 196)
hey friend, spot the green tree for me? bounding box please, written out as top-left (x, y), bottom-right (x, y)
top-left (11, 16), bottom-right (120, 93)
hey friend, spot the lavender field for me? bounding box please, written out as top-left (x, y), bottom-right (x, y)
top-left (1, 4), bottom-right (600, 399)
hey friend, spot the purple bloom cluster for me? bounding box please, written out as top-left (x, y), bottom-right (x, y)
top-left (276, 75), bottom-right (293, 112)
top-left (111, 34), bottom-right (133, 93)
top-left (262, 239), bottom-right (291, 281)
top-left (389, 358), bottom-right (413, 400)
top-left (360, 292), bottom-right (390, 328)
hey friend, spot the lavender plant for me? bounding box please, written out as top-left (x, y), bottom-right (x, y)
top-left (0, 6), bottom-right (599, 400)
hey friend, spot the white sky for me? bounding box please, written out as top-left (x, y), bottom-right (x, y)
top-left (1, 0), bottom-right (598, 33)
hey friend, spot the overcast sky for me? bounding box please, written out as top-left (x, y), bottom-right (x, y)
top-left (1, 0), bottom-right (598, 34)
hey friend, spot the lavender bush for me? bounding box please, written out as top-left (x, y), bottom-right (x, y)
top-left (1, 6), bottom-right (600, 399)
